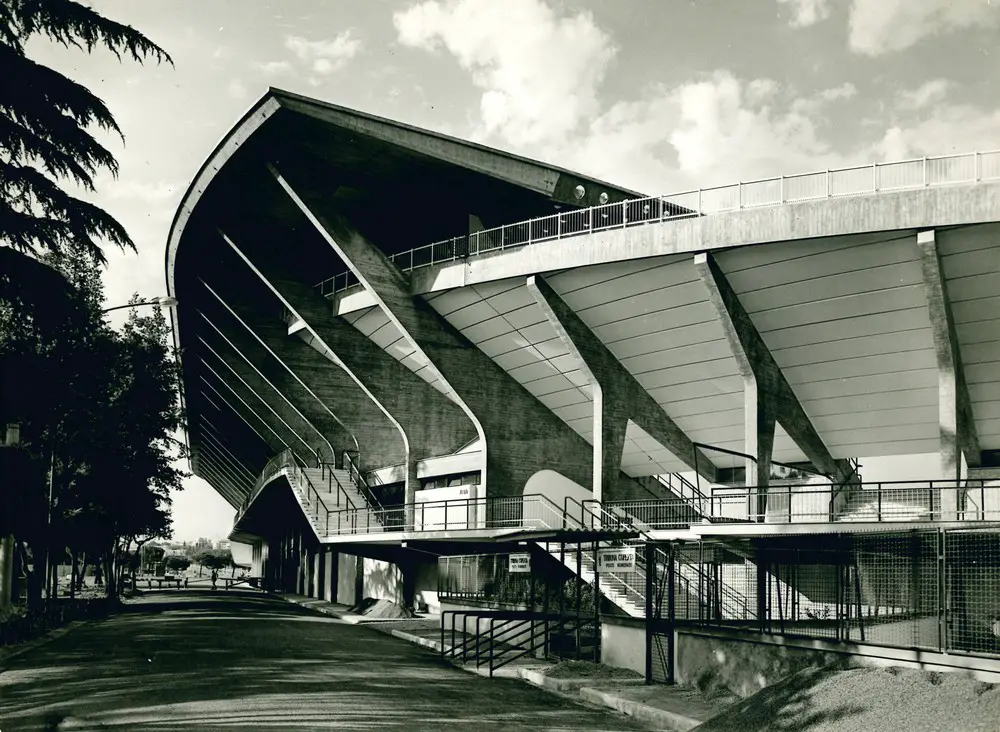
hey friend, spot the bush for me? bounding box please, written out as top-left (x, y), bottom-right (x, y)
top-left (0, 599), bottom-right (112, 648)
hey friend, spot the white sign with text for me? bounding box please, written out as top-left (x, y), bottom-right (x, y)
top-left (597, 547), bottom-right (636, 573)
top-left (508, 553), bottom-right (531, 573)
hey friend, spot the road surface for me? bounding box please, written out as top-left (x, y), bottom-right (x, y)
top-left (0, 592), bottom-right (648, 731)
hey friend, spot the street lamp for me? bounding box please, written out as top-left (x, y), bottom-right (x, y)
top-left (101, 295), bottom-right (178, 314)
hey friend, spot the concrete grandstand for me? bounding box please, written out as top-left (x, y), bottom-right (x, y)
top-left (166, 88), bottom-right (1000, 687)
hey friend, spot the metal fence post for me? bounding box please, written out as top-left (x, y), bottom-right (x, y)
top-left (645, 542), bottom-right (654, 684)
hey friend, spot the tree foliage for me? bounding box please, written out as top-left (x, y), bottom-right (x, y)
top-left (194, 549), bottom-right (233, 572)
top-left (1, 0), bottom-right (171, 263)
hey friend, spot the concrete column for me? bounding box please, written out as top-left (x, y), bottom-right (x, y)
top-left (219, 232), bottom-right (476, 509)
top-left (745, 386), bottom-right (776, 521)
top-left (918, 230), bottom-right (979, 520)
top-left (267, 168), bottom-right (598, 497)
top-left (695, 252), bottom-right (848, 507)
top-left (528, 274), bottom-right (718, 500)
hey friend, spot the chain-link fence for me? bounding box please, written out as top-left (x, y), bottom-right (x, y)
top-left (675, 529), bottom-right (1000, 658)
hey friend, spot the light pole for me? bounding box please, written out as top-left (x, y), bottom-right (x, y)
top-left (102, 295), bottom-right (178, 314)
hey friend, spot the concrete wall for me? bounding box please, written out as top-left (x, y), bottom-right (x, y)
top-left (363, 556), bottom-right (403, 605)
top-left (414, 560), bottom-right (439, 614)
top-left (337, 553), bottom-right (358, 605)
top-left (523, 470), bottom-right (592, 524)
top-left (676, 630), bottom-right (851, 699)
top-left (601, 619), bottom-right (646, 676)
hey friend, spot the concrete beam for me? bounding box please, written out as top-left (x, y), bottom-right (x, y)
top-left (199, 278), bottom-right (402, 470)
top-left (694, 252), bottom-right (848, 493)
top-left (198, 422), bottom-right (261, 484)
top-left (401, 182), bottom-right (1000, 302)
top-left (219, 230), bottom-right (475, 508)
top-left (199, 428), bottom-right (257, 486)
top-left (269, 163), bottom-right (596, 496)
top-left (917, 229), bottom-right (981, 481)
top-left (199, 307), bottom-right (351, 463)
top-left (196, 464), bottom-right (241, 508)
top-left (199, 442), bottom-right (254, 497)
top-left (198, 368), bottom-right (291, 458)
top-left (197, 452), bottom-right (246, 506)
top-left (198, 339), bottom-right (321, 466)
top-left (198, 410), bottom-right (270, 474)
top-left (526, 274), bottom-right (718, 499)
top-left (198, 382), bottom-right (277, 457)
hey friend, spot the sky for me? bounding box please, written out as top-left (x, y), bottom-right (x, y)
top-left (22, 0), bottom-right (1000, 541)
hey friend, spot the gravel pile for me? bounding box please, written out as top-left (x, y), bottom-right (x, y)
top-left (350, 597), bottom-right (415, 620)
top-left (696, 666), bottom-right (1000, 732)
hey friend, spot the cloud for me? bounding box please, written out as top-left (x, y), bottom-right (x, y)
top-left (226, 78), bottom-right (247, 99)
top-left (875, 104), bottom-right (1000, 159)
top-left (819, 82), bottom-right (857, 102)
top-left (849, 0), bottom-right (1000, 55)
top-left (895, 79), bottom-right (952, 111)
top-left (393, 0), bottom-right (616, 148)
top-left (777, 0), bottom-right (832, 27)
top-left (781, 0), bottom-right (1000, 55)
top-left (284, 31), bottom-right (362, 74)
top-left (256, 60), bottom-right (293, 76)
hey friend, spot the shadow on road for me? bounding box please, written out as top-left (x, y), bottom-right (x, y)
top-left (1, 591), bottom-right (643, 732)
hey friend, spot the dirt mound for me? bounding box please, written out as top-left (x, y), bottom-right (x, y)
top-left (350, 597), bottom-right (415, 620)
top-left (696, 665), bottom-right (1000, 732)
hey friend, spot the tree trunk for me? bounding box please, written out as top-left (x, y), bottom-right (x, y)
top-left (77, 553), bottom-right (89, 592)
top-left (27, 541), bottom-right (46, 610)
top-left (70, 549), bottom-right (77, 600)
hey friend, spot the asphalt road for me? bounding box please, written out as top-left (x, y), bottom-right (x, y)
top-left (0, 592), bottom-right (648, 731)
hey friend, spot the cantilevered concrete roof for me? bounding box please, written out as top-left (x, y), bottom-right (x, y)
top-left (166, 89), bottom-right (643, 507)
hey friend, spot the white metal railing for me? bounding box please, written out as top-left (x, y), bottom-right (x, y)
top-left (314, 149), bottom-right (1000, 295)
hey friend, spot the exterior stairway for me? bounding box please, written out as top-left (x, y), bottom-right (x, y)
top-left (290, 463), bottom-right (386, 536)
top-left (541, 541), bottom-right (750, 621)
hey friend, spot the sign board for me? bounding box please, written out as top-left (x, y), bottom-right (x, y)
top-left (597, 547), bottom-right (636, 573)
top-left (508, 553), bottom-right (531, 573)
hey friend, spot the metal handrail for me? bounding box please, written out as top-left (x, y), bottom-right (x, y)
top-left (237, 447), bottom-right (296, 520)
top-left (324, 492), bottom-right (588, 536)
top-left (341, 451), bottom-right (386, 514)
top-left (315, 149), bottom-right (1000, 295)
top-left (317, 461), bottom-right (357, 514)
top-left (287, 455), bottom-right (339, 534)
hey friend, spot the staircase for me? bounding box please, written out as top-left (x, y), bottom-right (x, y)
top-left (540, 539), bottom-right (751, 621)
top-left (543, 543), bottom-right (646, 617)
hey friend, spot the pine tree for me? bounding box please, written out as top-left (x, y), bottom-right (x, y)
top-left (0, 0), bottom-right (171, 265)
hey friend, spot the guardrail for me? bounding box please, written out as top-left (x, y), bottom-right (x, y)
top-left (324, 493), bottom-right (597, 537)
top-left (236, 448), bottom-right (297, 521)
top-left (315, 149), bottom-right (1000, 295)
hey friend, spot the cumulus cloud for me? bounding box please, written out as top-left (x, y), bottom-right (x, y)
top-left (393, 0), bottom-right (616, 147)
top-left (875, 105), bottom-right (1000, 159)
top-left (895, 79), bottom-right (952, 111)
top-left (777, 0), bottom-right (832, 27)
top-left (284, 31), bottom-right (362, 74)
top-left (849, 0), bottom-right (999, 55)
top-left (779, 0), bottom-right (1000, 55)
top-left (256, 60), bottom-right (294, 76)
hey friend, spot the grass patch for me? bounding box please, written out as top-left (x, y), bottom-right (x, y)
top-left (543, 660), bottom-right (643, 680)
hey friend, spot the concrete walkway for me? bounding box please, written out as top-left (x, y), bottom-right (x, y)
top-left (0, 591), bottom-right (652, 731)
top-left (277, 592), bottom-right (736, 729)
